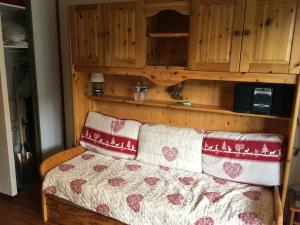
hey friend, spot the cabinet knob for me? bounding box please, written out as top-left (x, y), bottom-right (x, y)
top-left (233, 30), bottom-right (241, 36)
top-left (244, 30), bottom-right (251, 36)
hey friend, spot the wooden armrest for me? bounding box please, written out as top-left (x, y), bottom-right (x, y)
top-left (40, 146), bottom-right (86, 178)
top-left (274, 186), bottom-right (283, 225)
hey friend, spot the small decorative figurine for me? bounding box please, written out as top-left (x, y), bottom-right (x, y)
top-left (167, 82), bottom-right (184, 100)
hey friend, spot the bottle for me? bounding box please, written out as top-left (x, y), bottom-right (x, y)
top-left (134, 82), bottom-right (142, 101)
top-left (141, 82), bottom-right (148, 101)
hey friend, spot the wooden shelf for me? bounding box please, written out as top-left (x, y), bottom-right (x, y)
top-left (75, 66), bottom-right (298, 86)
top-left (89, 95), bottom-right (290, 121)
top-left (0, 2), bottom-right (25, 10)
top-left (147, 33), bottom-right (189, 38)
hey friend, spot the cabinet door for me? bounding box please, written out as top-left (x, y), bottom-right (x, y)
top-left (69, 5), bottom-right (104, 66)
top-left (104, 2), bottom-right (145, 67)
top-left (240, 0), bottom-right (298, 73)
top-left (188, 0), bottom-right (246, 72)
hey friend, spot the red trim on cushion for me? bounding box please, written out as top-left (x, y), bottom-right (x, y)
top-left (80, 127), bottom-right (138, 156)
top-left (202, 137), bottom-right (282, 162)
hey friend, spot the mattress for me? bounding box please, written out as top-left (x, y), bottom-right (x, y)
top-left (43, 152), bottom-right (274, 225)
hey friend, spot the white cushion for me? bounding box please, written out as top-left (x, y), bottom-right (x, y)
top-left (202, 131), bottom-right (284, 186)
top-left (136, 124), bottom-right (204, 173)
top-left (80, 112), bottom-right (141, 159)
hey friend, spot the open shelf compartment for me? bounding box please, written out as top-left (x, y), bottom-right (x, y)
top-left (89, 95), bottom-right (290, 121)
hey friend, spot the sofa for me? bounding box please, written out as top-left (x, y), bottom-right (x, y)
top-left (41, 112), bottom-right (284, 225)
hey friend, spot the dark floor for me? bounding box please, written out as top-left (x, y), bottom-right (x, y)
top-left (0, 186), bottom-right (56, 225)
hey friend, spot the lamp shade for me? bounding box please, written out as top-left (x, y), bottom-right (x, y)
top-left (90, 72), bottom-right (104, 83)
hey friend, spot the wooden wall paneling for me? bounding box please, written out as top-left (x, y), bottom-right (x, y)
top-left (69, 5), bottom-right (104, 66)
top-left (136, 0), bottom-right (146, 67)
top-left (188, 0), bottom-right (246, 72)
top-left (281, 77), bottom-right (300, 207)
top-left (72, 70), bottom-right (91, 145)
top-left (289, 0), bottom-right (300, 74)
top-left (104, 2), bottom-right (145, 67)
top-left (240, 0), bottom-right (298, 73)
top-left (92, 100), bottom-right (289, 135)
top-left (101, 75), bottom-right (236, 108)
top-left (147, 37), bottom-right (188, 66)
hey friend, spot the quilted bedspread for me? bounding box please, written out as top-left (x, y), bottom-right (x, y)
top-left (43, 152), bottom-right (274, 225)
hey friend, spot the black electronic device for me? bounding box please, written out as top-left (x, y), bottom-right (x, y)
top-left (251, 86), bottom-right (273, 115)
top-left (233, 84), bottom-right (254, 113)
top-left (233, 83), bottom-right (294, 117)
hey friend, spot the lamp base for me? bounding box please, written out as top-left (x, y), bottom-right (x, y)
top-left (93, 88), bottom-right (104, 96)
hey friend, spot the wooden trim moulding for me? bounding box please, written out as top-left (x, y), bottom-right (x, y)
top-left (40, 146), bottom-right (86, 178)
top-left (274, 186), bottom-right (283, 225)
top-left (75, 66), bottom-right (298, 86)
top-left (281, 76), bottom-right (300, 207)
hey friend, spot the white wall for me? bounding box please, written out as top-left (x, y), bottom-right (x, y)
top-left (58, 0), bottom-right (300, 185)
top-left (31, 0), bottom-right (64, 158)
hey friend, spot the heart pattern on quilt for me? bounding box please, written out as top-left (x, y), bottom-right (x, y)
top-left (223, 162), bottom-right (243, 179)
top-left (126, 194), bottom-right (144, 213)
top-left (108, 178), bottom-right (125, 187)
top-left (167, 193), bottom-right (184, 205)
top-left (144, 177), bottom-right (160, 186)
top-left (93, 165), bottom-right (108, 172)
top-left (96, 204), bottom-right (110, 217)
top-left (159, 166), bottom-right (170, 171)
top-left (70, 179), bottom-right (87, 194)
top-left (243, 191), bottom-right (261, 201)
top-left (179, 177), bottom-right (194, 185)
top-left (58, 164), bottom-right (75, 172)
top-left (81, 154), bottom-right (95, 160)
top-left (126, 164), bottom-right (141, 171)
top-left (213, 177), bottom-right (227, 185)
top-left (204, 192), bottom-right (223, 203)
top-left (43, 185), bottom-right (57, 195)
top-left (194, 217), bottom-right (214, 225)
top-left (111, 119), bottom-right (125, 133)
top-left (238, 212), bottom-right (259, 225)
top-left (162, 146), bottom-right (179, 161)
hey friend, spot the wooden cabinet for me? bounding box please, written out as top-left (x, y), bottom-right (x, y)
top-left (188, 0), bottom-right (246, 72)
top-left (69, 5), bottom-right (104, 66)
top-left (68, 1), bottom-right (300, 75)
top-left (103, 2), bottom-right (145, 67)
top-left (240, 0), bottom-right (300, 74)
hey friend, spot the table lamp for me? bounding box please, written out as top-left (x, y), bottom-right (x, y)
top-left (90, 72), bottom-right (105, 96)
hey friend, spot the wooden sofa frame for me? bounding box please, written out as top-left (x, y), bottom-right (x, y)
top-left (40, 146), bottom-right (283, 225)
